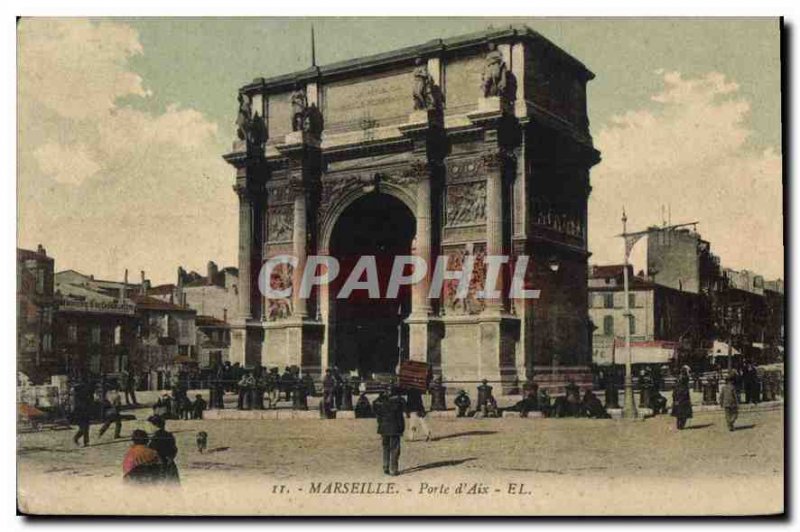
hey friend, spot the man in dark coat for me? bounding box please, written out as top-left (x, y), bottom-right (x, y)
top-left (322, 369), bottom-right (335, 416)
top-left (301, 372), bottom-right (316, 398)
top-left (192, 394), bottom-right (207, 420)
top-left (332, 367), bottom-right (344, 409)
top-left (671, 367), bottom-right (693, 430)
top-left (374, 385), bottom-right (406, 476)
top-left (454, 389), bottom-right (471, 417)
top-left (581, 389), bottom-right (611, 419)
top-left (564, 380), bottom-right (582, 417)
top-left (98, 389), bottom-right (123, 439)
top-left (71, 380), bottom-right (93, 447)
top-left (355, 393), bottom-right (373, 418)
top-left (429, 376), bottom-right (447, 411)
top-left (292, 378), bottom-right (309, 410)
top-left (147, 415), bottom-right (180, 484)
top-left (477, 379), bottom-right (492, 409)
top-left (537, 388), bottom-right (552, 417)
top-left (341, 377), bottom-right (354, 411)
top-left (513, 390), bottom-right (539, 417)
top-left (280, 367), bottom-right (295, 402)
top-left (120, 369), bottom-right (138, 406)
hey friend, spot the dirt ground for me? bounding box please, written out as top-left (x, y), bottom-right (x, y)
top-left (17, 403), bottom-right (784, 516)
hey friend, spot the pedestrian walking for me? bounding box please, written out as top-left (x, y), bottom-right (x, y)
top-left (71, 380), bottom-right (93, 447)
top-left (719, 374), bottom-right (739, 431)
top-left (671, 366), bottom-right (693, 430)
top-left (374, 384), bottom-right (406, 476)
top-left (98, 388), bottom-right (123, 439)
top-left (404, 388), bottom-right (432, 442)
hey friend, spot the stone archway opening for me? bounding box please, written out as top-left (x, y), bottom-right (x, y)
top-left (329, 192), bottom-right (416, 378)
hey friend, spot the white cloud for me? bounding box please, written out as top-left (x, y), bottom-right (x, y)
top-left (33, 142), bottom-right (101, 185)
top-left (18, 19), bottom-right (236, 284)
top-left (589, 71), bottom-right (783, 280)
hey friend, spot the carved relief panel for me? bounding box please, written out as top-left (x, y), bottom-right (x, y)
top-left (265, 262), bottom-right (294, 321)
top-left (441, 243), bottom-right (487, 316)
top-left (445, 181), bottom-right (486, 227)
top-left (267, 204), bottom-right (294, 243)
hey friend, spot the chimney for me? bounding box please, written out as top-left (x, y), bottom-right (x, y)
top-left (207, 261), bottom-right (219, 286)
top-left (37, 244), bottom-right (46, 256)
top-left (119, 269), bottom-right (128, 304)
top-left (223, 308), bottom-right (228, 323)
top-left (140, 270), bottom-right (147, 295)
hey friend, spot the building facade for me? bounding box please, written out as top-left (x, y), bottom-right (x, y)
top-left (588, 264), bottom-right (700, 366)
top-left (17, 246), bottom-right (56, 382)
top-left (224, 26), bottom-right (600, 392)
top-left (131, 294), bottom-right (198, 383)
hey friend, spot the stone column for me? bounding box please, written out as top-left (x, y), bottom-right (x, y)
top-left (484, 152), bottom-right (506, 313)
top-left (413, 165), bottom-right (433, 318)
top-left (236, 185), bottom-right (253, 320)
top-left (291, 179), bottom-right (309, 320)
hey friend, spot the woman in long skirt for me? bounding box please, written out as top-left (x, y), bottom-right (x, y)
top-left (671, 366), bottom-right (693, 430)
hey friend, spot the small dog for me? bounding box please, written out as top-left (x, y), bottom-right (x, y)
top-left (196, 431), bottom-right (208, 453)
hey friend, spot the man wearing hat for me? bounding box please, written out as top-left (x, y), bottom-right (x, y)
top-left (454, 389), bottom-right (471, 418)
top-left (477, 379), bottom-right (493, 411)
top-left (147, 415), bottom-right (180, 484)
top-left (374, 384), bottom-right (406, 476)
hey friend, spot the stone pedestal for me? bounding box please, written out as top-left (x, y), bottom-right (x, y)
top-left (229, 325), bottom-right (247, 366)
top-left (261, 319), bottom-right (324, 376)
top-left (283, 130), bottom-right (321, 149)
top-left (406, 316), bottom-right (442, 364)
top-left (532, 366), bottom-right (594, 395)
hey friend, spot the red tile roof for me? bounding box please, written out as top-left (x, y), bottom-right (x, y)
top-left (130, 294), bottom-right (195, 313)
top-left (590, 264), bottom-right (632, 279)
top-left (196, 315), bottom-right (229, 327)
top-left (148, 284), bottom-right (176, 295)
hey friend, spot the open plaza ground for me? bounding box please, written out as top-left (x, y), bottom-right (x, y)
top-left (17, 394), bottom-right (784, 516)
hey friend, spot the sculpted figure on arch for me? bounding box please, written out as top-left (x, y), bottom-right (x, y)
top-left (481, 42), bottom-right (511, 100)
top-left (412, 57), bottom-right (443, 112)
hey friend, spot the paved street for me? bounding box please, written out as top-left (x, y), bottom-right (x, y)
top-left (17, 402), bottom-right (783, 516)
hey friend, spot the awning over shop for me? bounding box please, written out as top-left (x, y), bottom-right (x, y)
top-left (708, 340), bottom-right (741, 357)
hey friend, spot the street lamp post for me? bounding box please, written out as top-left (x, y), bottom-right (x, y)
top-left (621, 210), bottom-right (638, 419)
top-left (616, 214), bottom-right (699, 419)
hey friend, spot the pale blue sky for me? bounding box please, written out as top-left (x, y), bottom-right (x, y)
top-left (18, 18), bottom-right (783, 283)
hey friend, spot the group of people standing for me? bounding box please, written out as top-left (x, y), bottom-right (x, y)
top-left (207, 363), bottom-right (316, 411)
top-left (152, 390), bottom-right (207, 420)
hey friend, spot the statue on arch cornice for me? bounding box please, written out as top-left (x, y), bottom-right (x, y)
top-left (412, 57), bottom-right (444, 112)
top-left (481, 42), bottom-right (514, 101)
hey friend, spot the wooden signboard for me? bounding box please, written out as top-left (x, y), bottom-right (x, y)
top-left (398, 360), bottom-right (430, 391)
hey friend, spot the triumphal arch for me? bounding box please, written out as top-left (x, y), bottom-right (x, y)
top-left (223, 26), bottom-right (600, 393)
